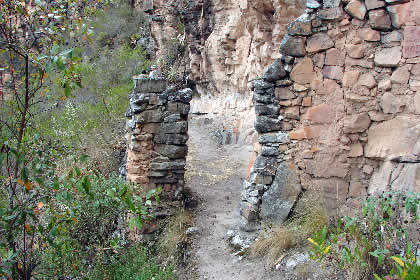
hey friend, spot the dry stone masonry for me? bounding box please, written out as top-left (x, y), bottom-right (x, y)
top-left (241, 0), bottom-right (420, 227)
top-left (125, 77), bottom-right (192, 201)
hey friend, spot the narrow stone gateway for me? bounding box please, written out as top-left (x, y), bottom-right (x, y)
top-left (124, 77), bottom-right (192, 201)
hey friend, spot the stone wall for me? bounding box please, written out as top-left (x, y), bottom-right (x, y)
top-left (241, 0), bottom-right (420, 227)
top-left (125, 77), bottom-right (192, 201)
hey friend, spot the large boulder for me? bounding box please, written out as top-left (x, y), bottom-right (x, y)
top-left (261, 162), bottom-right (301, 225)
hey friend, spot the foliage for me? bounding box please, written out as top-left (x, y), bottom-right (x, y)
top-left (308, 192), bottom-right (420, 280)
top-left (0, 135), bottom-right (161, 279)
top-left (88, 244), bottom-right (176, 280)
top-left (157, 209), bottom-right (193, 265)
top-left (33, 1), bottom-right (151, 175)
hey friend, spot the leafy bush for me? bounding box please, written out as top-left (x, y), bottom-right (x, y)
top-left (308, 192), bottom-right (420, 280)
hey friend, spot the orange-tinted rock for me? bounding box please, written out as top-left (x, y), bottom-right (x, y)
top-left (305, 103), bottom-right (335, 124)
top-left (302, 96), bottom-right (312, 107)
top-left (290, 57), bottom-right (316, 84)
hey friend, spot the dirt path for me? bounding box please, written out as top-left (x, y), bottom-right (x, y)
top-left (184, 117), bottom-right (279, 280)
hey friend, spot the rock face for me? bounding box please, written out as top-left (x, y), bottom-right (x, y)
top-left (137, 0), bottom-right (420, 228)
top-left (138, 0), bottom-right (306, 96)
top-left (125, 78), bottom-right (192, 201)
top-left (239, 0), bottom-right (420, 227)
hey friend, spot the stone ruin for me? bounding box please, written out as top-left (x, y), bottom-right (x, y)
top-left (124, 77), bottom-right (192, 203)
top-left (241, 0), bottom-right (420, 228)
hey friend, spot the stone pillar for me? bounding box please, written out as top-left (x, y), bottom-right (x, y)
top-left (125, 77), bottom-right (192, 201)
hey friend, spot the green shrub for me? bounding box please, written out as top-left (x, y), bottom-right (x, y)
top-left (308, 192), bottom-right (420, 280)
top-left (88, 244), bottom-right (176, 280)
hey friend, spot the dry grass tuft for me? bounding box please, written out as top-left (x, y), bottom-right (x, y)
top-left (157, 209), bottom-right (194, 264)
top-left (252, 191), bottom-right (329, 264)
top-left (253, 227), bottom-right (295, 263)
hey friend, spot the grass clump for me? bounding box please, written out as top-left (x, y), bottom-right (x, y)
top-left (252, 191), bottom-right (329, 264)
top-left (157, 209), bottom-right (194, 265)
top-left (88, 244), bottom-right (176, 280)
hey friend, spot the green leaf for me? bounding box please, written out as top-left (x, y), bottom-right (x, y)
top-left (75, 166), bottom-right (81, 177)
top-left (64, 83), bottom-right (71, 97)
top-left (16, 6), bottom-right (24, 14)
top-left (79, 154), bottom-right (89, 162)
top-left (146, 189), bottom-right (156, 200)
top-left (82, 176), bottom-right (91, 194)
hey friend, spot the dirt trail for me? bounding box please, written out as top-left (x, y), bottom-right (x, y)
top-left (184, 117), bottom-right (279, 280)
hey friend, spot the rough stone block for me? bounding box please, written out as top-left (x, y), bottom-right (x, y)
top-left (343, 70), bottom-right (361, 87)
top-left (255, 116), bottom-right (282, 133)
top-left (365, 0), bottom-right (385, 10)
top-left (305, 103), bottom-right (335, 124)
top-left (258, 132), bottom-right (290, 144)
top-left (263, 59), bottom-right (286, 82)
top-left (306, 33), bottom-right (334, 53)
top-left (253, 155), bottom-right (278, 176)
top-left (374, 46), bottom-right (401, 67)
top-left (260, 162), bottom-right (301, 225)
top-left (323, 66), bottom-right (344, 81)
top-left (390, 65), bottom-right (411, 84)
top-left (380, 92), bottom-right (405, 114)
top-left (386, 2), bottom-right (412, 28)
top-left (403, 26), bottom-right (420, 59)
top-left (346, 44), bottom-right (365, 58)
top-left (275, 87), bottom-right (296, 100)
top-left (133, 78), bottom-right (168, 93)
top-left (160, 121), bottom-right (188, 134)
top-left (154, 134), bottom-right (189, 145)
top-left (345, 0), bottom-right (367, 20)
top-left (317, 7), bottom-right (345, 20)
top-left (287, 14), bottom-right (312, 36)
top-left (280, 34), bottom-right (307, 57)
top-left (365, 116), bottom-right (420, 159)
top-left (369, 9), bottom-right (392, 31)
top-left (325, 48), bottom-right (345, 66)
top-left (252, 79), bottom-right (275, 90)
top-left (255, 104), bottom-right (280, 116)
top-left (290, 57), bottom-right (316, 84)
top-left (150, 159), bottom-right (186, 171)
top-left (358, 28), bottom-right (381, 41)
top-left (343, 113), bottom-right (371, 133)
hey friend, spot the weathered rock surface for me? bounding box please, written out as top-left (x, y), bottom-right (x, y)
top-left (365, 116), bottom-right (420, 159)
top-left (261, 163), bottom-right (301, 224)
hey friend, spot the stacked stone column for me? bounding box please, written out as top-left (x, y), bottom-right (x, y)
top-left (125, 78), bottom-right (192, 200)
